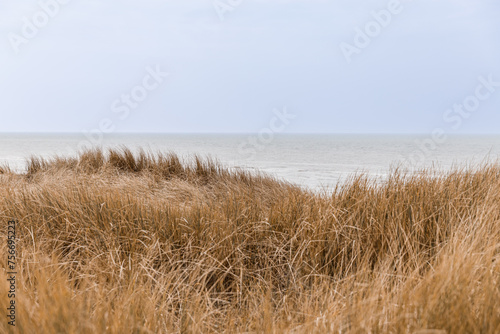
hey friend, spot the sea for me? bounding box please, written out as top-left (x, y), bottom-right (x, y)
top-left (1, 133), bottom-right (499, 192)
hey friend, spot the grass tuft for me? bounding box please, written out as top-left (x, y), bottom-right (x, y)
top-left (0, 148), bottom-right (499, 333)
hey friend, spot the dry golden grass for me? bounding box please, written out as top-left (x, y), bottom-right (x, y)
top-left (0, 148), bottom-right (499, 333)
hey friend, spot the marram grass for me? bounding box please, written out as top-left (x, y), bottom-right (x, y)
top-left (0, 148), bottom-right (499, 333)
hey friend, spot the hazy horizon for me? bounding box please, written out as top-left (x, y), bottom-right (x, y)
top-left (4, 132), bottom-right (500, 136)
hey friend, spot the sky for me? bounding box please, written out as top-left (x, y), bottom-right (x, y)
top-left (1, 0), bottom-right (500, 134)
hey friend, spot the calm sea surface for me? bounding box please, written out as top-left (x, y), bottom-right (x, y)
top-left (1, 134), bottom-right (500, 191)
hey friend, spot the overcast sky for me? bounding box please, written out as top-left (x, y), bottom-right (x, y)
top-left (1, 0), bottom-right (500, 133)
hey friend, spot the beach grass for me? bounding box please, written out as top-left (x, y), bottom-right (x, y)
top-left (0, 148), bottom-right (499, 333)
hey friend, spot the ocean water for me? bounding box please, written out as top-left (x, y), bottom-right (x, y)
top-left (1, 133), bottom-right (500, 191)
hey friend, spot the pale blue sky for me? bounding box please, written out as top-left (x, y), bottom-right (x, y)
top-left (1, 0), bottom-right (500, 133)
